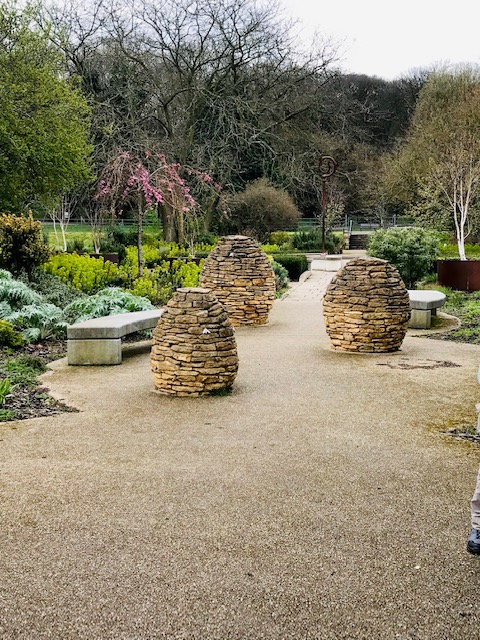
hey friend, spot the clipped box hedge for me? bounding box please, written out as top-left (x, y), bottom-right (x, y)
top-left (270, 254), bottom-right (308, 281)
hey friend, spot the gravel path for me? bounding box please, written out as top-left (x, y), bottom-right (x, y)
top-left (2, 271), bottom-right (480, 639)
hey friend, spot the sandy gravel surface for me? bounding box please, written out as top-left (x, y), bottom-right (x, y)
top-left (2, 272), bottom-right (480, 639)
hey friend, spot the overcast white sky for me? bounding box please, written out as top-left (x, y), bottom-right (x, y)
top-left (281, 0), bottom-right (480, 79)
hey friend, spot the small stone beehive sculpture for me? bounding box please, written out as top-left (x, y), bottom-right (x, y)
top-left (151, 288), bottom-right (238, 396)
top-left (200, 235), bottom-right (276, 326)
top-left (323, 258), bottom-right (410, 353)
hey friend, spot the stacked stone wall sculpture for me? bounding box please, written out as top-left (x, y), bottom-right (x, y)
top-left (151, 288), bottom-right (238, 396)
top-left (200, 235), bottom-right (276, 326)
top-left (323, 258), bottom-right (410, 353)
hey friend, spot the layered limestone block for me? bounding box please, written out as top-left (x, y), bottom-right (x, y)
top-left (323, 258), bottom-right (410, 353)
top-left (200, 235), bottom-right (276, 326)
top-left (151, 288), bottom-right (238, 396)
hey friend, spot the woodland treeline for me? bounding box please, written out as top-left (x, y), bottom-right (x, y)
top-left (2, 0), bottom-right (479, 244)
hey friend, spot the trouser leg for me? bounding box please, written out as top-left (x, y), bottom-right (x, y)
top-left (471, 465), bottom-right (480, 530)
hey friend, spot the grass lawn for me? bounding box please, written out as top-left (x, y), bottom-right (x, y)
top-left (438, 243), bottom-right (480, 260)
top-left (45, 224), bottom-right (94, 251)
top-left (43, 222), bottom-right (162, 251)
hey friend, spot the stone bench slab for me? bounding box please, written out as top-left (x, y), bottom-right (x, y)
top-left (407, 290), bottom-right (446, 311)
top-left (67, 309), bottom-right (163, 340)
top-left (67, 309), bottom-right (163, 365)
top-left (407, 290), bottom-right (446, 329)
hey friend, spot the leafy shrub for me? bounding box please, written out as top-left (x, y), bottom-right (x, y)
top-left (64, 287), bottom-right (154, 324)
top-left (66, 237), bottom-right (86, 253)
top-left (269, 231), bottom-right (292, 246)
top-left (101, 225), bottom-right (139, 261)
top-left (0, 271), bottom-right (43, 309)
top-left (125, 259), bottom-right (204, 305)
top-left (190, 242), bottom-right (215, 255)
top-left (127, 273), bottom-right (170, 305)
top-left (224, 179), bottom-right (301, 241)
top-left (0, 319), bottom-right (24, 348)
top-left (272, 259), bottom-right (289, 294)
top-left (105, 224), bottom-right (138, 249)
top-left (0, 271), bottom-right (66, 342)
top-left (260, 244), bottom-right (280, 254)
top-left (121, 244), bottom-right (192, 278)
top-left (24, 269), bottom-right (86, 308)
top-left (169, 259), bottom-right (204, 289)
top-left (291, 229), bottom-right (342, 253)
top-left (44, 253), bottom-right (127, 293)
top-left (367, 227), bottom-right (440, 288)
top-left (271, 254), bottom-right (308, 281)
top-left (122, 245), bottom-right (167, 276)
top-left (0, 213), bottom-right (51, 275)
top-left (5, 303), bottom-right (68, 342)
top-left (195, 233), bottom-right (218, 246)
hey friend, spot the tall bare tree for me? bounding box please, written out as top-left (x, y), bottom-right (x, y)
top-left (388, 66), bottom-right (480, 259)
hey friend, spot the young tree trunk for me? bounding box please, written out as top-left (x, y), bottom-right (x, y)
top-left (453, 179), bottom-right (469, 261)
top-left (52, 217), bottom-right (59, 245)
top-left (137, 194), bottom-right (144, 275)
top-left (60, 220), bottom-right (67, 252)
top-left (93, 226), bottom-right (102, 254)
top-left (177, 210), bottom-right (185, 245)
top-left (160, 204), bottom-right (178, 242)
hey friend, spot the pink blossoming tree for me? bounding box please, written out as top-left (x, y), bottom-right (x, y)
top-left (97, 151), bottom-right (219, 273)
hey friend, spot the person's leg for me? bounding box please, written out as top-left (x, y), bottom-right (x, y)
top-left (467, 466), bottom-right (480, 554)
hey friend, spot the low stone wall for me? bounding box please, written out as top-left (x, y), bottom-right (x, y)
top-left (151, 288), bottom-right (239, 396)
top-left (323, 258), bottom-right (410, 353)
top-left (200, 235), bottom-right (276, 326)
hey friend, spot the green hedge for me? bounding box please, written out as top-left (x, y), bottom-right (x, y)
top-left (271, 254), bottom-right (308, 281)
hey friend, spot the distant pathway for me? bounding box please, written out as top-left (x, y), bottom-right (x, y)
top-left (282, 270), bottom-right (334, 301)
top-left (1, 272), bottom-right (480, 639)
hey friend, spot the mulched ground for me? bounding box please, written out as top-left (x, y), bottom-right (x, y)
top-left (0, 340), bottom-right (77, 422)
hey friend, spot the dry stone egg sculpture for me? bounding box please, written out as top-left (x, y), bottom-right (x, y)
top-left (323, 258), bottom-right (410, 353)
top-left (151, 288), bottom-right (238, 396)
top-left (200, 235), bottom-right (276, 326)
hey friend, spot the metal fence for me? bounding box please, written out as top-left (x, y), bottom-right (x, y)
top-left (297, 216), bottom-right (414, 232)
top-left (39, 215), bottom-right (415, 232)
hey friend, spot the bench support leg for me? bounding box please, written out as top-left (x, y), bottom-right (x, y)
top-left (67, 339), bottom-right (122, 365)
top-left (408, 309), bottom-right (432, 329)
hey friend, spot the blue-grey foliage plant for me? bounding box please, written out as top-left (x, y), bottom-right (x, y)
top-left (0, 270), bottom-right (155, 342)
top-left (63, 287), bottom-right (154, 324)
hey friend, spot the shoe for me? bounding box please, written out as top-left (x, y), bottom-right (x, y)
top-left (467, 529), bottom-right (480, 555)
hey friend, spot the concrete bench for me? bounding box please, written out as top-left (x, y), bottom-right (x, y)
top-left (67, 309), bottom-right (164, 365)
top-left (310, 255), bottom-right (344, 272)
top-left (407, 290), bottom-right (446, 329)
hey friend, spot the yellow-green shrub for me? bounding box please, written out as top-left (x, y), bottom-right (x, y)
top-left (0, 319), bottom-right (24, 348)
top-left (260, 244), bottom-right (280, 254)
top-left (170, 260), bottom-right (204, 288)
top-left (43, 253), bottom-right (127, 293)
top-left (126, 259), bottom-right (204, 305)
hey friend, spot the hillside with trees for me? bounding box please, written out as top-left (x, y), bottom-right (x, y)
top-left (3, 0), bottom-right (479, 243)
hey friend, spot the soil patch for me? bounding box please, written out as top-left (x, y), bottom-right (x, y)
top-left (0, 340), bottom-right (76, 422)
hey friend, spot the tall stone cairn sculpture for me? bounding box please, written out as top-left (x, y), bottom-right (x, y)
top-left (200, 235), bottom-right (276, 326)
top-left (323, 258), bottom-right (410, 353)
top-left (151, 288), bottom-right (239, 396)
